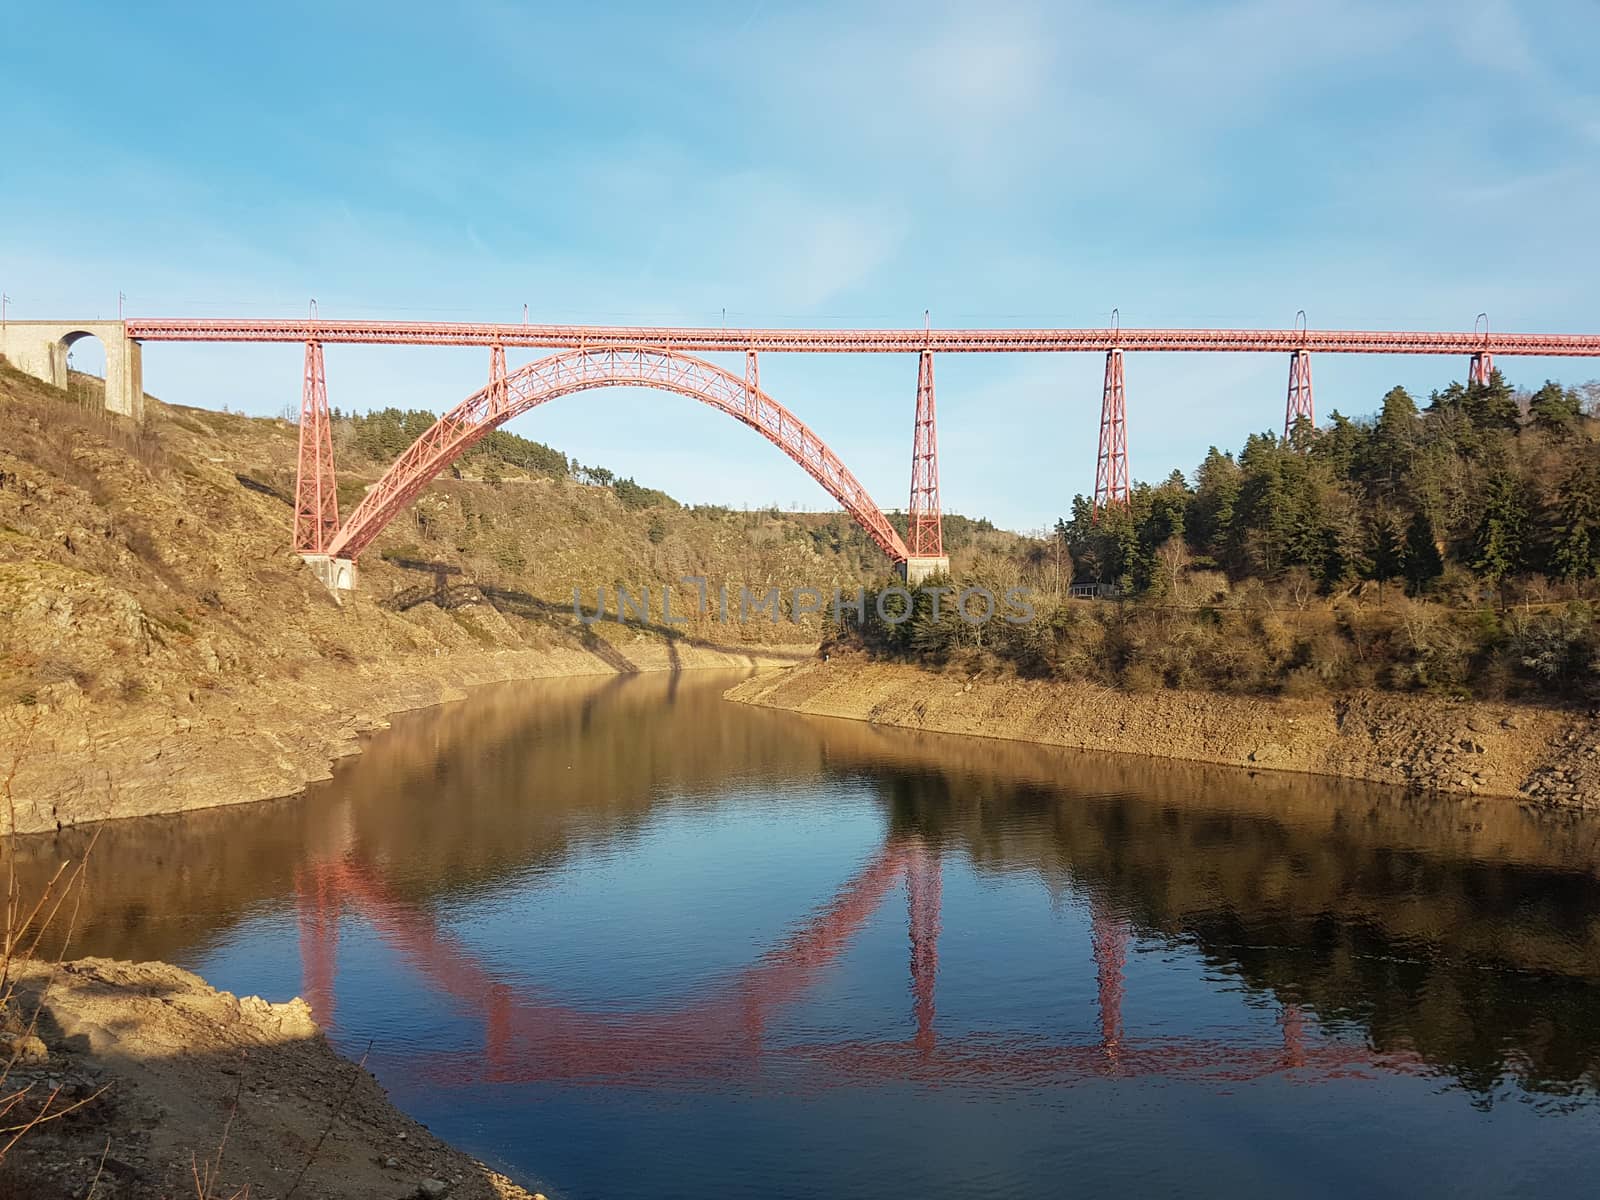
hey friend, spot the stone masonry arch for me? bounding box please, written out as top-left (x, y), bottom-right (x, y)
top-left (0, 320), bottom-right (144, 420)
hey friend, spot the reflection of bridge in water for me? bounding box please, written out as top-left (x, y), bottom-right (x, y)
top-left (296, 834), bottom-right (1424, 1091)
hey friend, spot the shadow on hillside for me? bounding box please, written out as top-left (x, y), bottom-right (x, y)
top-left (234, 472), bottom-right (293, 506)
top-left (377, 558), bottom-right (813, 672)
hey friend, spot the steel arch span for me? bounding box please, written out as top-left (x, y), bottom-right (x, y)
top-left (324, 347), bottom-right (910, 563)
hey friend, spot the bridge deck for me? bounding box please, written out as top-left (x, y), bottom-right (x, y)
top-left (123, 319), bottom-right (1600, 356)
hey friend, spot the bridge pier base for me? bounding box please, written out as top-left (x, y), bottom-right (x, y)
top-left (899, 556), bottom-right (950, 585)
top-left (301, 554), bottom-right (358, 595)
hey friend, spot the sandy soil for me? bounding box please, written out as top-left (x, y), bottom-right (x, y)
top-left (726, 654), bottom-right (1600, 805)
top-left (2, 958), bottom-right (543, 1200)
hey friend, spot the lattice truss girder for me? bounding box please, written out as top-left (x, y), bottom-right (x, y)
top-left (128, 319), bottom-right (1600, 357)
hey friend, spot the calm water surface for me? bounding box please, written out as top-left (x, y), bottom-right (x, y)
top-left (24, 671), bottom-right (1600, 1198)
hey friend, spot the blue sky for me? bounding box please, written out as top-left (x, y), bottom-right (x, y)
top-left (3, 0), bottom-right (1598, 533)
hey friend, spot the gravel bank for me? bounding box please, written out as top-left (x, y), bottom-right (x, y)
top-left (726, 655), bottom-right (1600, 805)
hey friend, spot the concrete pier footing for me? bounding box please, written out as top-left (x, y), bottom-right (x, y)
top-left (301, 554), bottom-right (358, 594)
top-left (900, 556), bottom-right (951, 585)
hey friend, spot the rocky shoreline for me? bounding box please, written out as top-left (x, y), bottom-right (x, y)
top-left (5, 639), bottom-right (814, 834)
top-left (4, 957), bottom-right (542, 1200)
top-left (725, 655), bottom-right (1600, 806)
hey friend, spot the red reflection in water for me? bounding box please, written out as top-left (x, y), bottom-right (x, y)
top-left (295, 837), bottom-right (1422, 1091)
top-left (294, 867), bottom-right (340, 1028)
top-left (1090, 896), bottom-right (1128, 1069)
top-left (1282, 1003), bottom-right (1307, 1069)
top-left (907, 842), bottom-right (941, 1055)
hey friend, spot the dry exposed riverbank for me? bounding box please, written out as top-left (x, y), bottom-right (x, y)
top-left (1, 366), bottom-right (855, 835)
top-left (726, 655), bottom-right (1600, 805)
top-left (5, 639), bottom-right (813, 835)
top-left (5, 957), bottom-right (540, 1200)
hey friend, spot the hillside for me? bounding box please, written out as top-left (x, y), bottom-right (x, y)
top-left (1, 364), bottom-right (1013, 828)
top-left (838, 368), bottom-right (1600, 706)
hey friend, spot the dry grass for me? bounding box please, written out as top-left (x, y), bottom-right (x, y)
top-left (0, 710), bottom-right (105, 1179)
top-left (187, 1076), bottom-right (247, 1200)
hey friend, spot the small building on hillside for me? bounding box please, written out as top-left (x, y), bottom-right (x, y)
top-left (1069, 582), bottom-right (1121, 600)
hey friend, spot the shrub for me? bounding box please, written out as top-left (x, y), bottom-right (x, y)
top-left (1120, 661), bottom-right (1162, 693)
top-left (1506, 605), bottom-right (1597, 694)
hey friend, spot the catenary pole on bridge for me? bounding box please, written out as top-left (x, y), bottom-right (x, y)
top-left (1469, 313), bottom-right (1495, 386)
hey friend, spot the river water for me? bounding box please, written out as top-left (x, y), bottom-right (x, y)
top-left (22, 671), bottom-right (1600, 1197)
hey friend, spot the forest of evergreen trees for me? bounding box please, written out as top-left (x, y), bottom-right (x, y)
top-left (843, 371), bottom-right (1600, 702)
top-left (1061, 372), bottom-right (1600, 596)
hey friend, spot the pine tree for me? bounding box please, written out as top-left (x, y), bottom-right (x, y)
top-left (1286, 414), bottom-right (1317, 453)
top-left (1403, 511), bottom-right (1444, 593)
top-left (1189, 447), bottom-right (1240, 566)
top-left (1063, 494), bottom-right (1135, 587)
top-left (1552, 456), bottom-right (1600, 579)
top-left (1465, 368), bottom-right (1520, 433)
top-left (1130, 472), bottom-right (1191, 595)
top-left (1529, 380), bottom-right (1584, 436)
top-left (908, 576), bottom-right (963, 657)
top-left (1473, 471), bottom-right (1530, 582)
top-left (1371, 387), bottom-right (1419, 492)
top-left (1235, 432), bottom-right (1300, 578)
top-left (1427, 382), bottom-right (1466, 413)
top-left (1369, 511), bottom-right (1405, 585)
top-left (1313, 410), bottom-right (1365, 478)
top-left (1377, 386), bottom-right (1419, 445)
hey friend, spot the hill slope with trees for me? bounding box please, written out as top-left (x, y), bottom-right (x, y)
top-left (843, 370), bottom-right (1600, 703)
top-left (0, 365), bottom-right (1011, 827)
